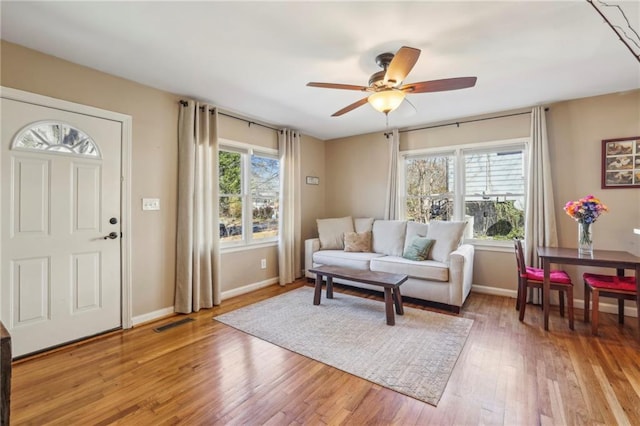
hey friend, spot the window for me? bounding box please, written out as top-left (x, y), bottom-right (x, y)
top-left (219, 144), bottom-right (279, 246)
top-left (12, 121), bottom-right (100, 157)
top-left (463, 148), bottom-right (525, 240)
top-left (402, 140), bottom-right (526, 242)
top-left (404, 153), bottom-right (455, 223)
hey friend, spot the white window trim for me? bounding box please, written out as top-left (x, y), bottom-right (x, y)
top-left (399, 137), bottom-right (530, 247)
top-left (219, 138), bottom-right (279, 250)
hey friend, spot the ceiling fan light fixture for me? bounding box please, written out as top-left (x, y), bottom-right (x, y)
top-left (368, 89), bottom-right (405, 114)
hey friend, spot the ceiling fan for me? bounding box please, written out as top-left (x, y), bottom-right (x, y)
top-left (307, 46), bottom-right (477, 117)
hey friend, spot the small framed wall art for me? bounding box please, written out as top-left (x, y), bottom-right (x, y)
top-left (601, 136), bottom-right (640, 189)
top-left (306, 176), bottom-right (320, 185)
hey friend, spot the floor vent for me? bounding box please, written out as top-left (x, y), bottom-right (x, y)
top-left (154, 317), bottom-right (195, 333)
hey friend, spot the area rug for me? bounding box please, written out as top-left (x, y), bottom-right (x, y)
top-left (214, 287), bottom-right (473, 406)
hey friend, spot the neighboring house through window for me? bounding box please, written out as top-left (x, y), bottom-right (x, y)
top-left (219, 141), bottom-right (279, 247)
top-left (401, 139), bottom-right (527, 243)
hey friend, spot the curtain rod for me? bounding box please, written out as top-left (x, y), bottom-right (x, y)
top-left (384, 108), bottom-right (549, 138)
top-left (179, 100), bottom-right (280, 132)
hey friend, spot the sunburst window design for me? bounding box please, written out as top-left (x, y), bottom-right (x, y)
top-left (12, 122), bottom-right (101, 158)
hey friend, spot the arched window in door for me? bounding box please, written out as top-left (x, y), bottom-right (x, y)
top-left (11, 121), bottom-right (101, 158)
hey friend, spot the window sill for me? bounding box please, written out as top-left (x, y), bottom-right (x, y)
top-left (221, 240), bottom-right (278, 254)
top-left (465, 239), bottom-right (514, 253)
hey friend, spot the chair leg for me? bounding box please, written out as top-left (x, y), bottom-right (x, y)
top-left (566, 287), bottom-right (574, 330)
top-left (618, 299), bottom-right (625, 325)
top-left (518, 282), bottom-right (527, 322)
top-left (592, 289), bottom-right (600, 336)
top-left (515, 282), bottom-right (521, 310)
top-left (559, 290), bottom-right (565, 317)
top-left (584, 282), bottom-right (590, 323)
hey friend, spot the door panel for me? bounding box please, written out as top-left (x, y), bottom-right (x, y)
top-left (1, 98), bottom-right (122, 357)
top-left (72, 252), bottom-right (101, 312)
top-left (12, 257), bottom-right (49, 325)
top-left (12, 157), bottom-right (50, 236)
top-left (73, 164), bottom-right (101, 231)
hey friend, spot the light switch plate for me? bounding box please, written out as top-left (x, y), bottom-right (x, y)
top-left (142, 198), bottom-right (160, 211)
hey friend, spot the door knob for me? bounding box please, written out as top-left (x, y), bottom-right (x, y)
top-left (104, 232), bottom-right (119, 240)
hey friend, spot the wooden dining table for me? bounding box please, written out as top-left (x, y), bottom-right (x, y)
top-left (537, 247), bottom-right (640, 331)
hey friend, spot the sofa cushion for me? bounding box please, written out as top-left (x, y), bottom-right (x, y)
top-left (354, 217), bottom-right (374, 233)
top-left (313, 250), bottom-right (385, 271)
top-left (317, 216), bottom-right (354, 250)
top-left (344, 231), bottom-right (372, 252)
top-left (403, 221), bottom-right (430, 253)
top-left (426, 220), bottom-right (467, 263)
top-left (370, 256), bottom-right (449, 282)
top-left (372, 220), bottom-right (407, 257)
top-left (402, 237), bottom-right (434, 261)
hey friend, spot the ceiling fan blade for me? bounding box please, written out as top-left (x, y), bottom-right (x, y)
top-left (331, 97), bottom-right (370, 117)
top-left (384, 46), bottom-right (421, 86)
top-left (307, 82), bottom-right (369, 91)
top-left (401, 77), bottom-right (477, 93)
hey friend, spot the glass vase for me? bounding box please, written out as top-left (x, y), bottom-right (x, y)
top-left (578, 222), bottom-right (593, 256)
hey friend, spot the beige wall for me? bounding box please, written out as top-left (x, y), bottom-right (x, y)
top-left (1, 40), bottom-right (328, 317)
top-left (324, 90), bottom-right (640, 299)
top-left (324, 132), bottom-right (390, 219)
top-left (547, 90), bottom-right (640, 300)
top-left (400, 108), bottom-right (531, 150)
top-left (300, 134), bottom-right (326, 244)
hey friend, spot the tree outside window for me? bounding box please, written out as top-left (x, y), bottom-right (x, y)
top-left (405, 154), bottom-right (454, 223)
top-left (219, 147), bottom-right (280, 244)
top-left (250, 154), bottom-right (279, 240)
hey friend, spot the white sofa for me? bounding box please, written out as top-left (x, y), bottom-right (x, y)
top-left (304, 217), bottom-right (474, 313)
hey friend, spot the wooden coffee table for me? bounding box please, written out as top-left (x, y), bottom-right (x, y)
top-left (309, 265), bottom-right (408, 325)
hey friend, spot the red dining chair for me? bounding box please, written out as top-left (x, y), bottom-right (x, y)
top-left (514, 239), bottom-right (574, 329)
top-left (583, 273), bottom-right (637, 336)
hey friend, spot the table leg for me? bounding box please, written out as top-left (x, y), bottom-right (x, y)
top-left (384, 288), bottom-right (395, 325)
top-left (326, 276), bottom-right (333, 299)
top-left (617, 268), bottom-right (628, 324)
top-left (393, 287), bottom-right (404, 315)
top-left (543, 258), bottom-right (550, 331)
top-left (313, 274), bottom-right (322, 305)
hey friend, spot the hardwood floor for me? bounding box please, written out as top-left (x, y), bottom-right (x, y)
top-left (9, 281), bottom-right (640, 425)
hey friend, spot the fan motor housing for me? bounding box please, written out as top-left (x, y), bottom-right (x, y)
top-left (369, 52), bottom-right (395, 87)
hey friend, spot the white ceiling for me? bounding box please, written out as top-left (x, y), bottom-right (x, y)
top-left (1, 1), bottom-right (639, 140)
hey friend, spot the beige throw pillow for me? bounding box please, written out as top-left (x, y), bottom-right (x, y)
top-left (344, 231), bottom-right (372, 252)
top-left (316, 216), bottom-right (354, 250)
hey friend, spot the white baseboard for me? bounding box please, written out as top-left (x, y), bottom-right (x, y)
top-left (221, 277), bottom-right (280, 301)
top-left (132, 306), bottom-right (174, 326)
top-left (471, 284), bottom-right (638, 318)
top-left (130, 278), bottom-right (279, 325)
top-left (472, 284), bottom-right (517, 298)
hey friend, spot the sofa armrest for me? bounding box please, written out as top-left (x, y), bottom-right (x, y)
top-left (305, 238), bottom-right (321, 278)
top-left (448, 244), bottom-right (475, 308)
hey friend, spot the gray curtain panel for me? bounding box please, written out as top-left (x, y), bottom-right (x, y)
top-left (175, 101), bottom-right (221, 313)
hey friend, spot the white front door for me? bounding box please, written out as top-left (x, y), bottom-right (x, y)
top-left (1, 98), bottom-right (122, 357)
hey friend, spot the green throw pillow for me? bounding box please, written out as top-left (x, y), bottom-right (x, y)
top-left (402, 237), bottom-right (434, 261)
